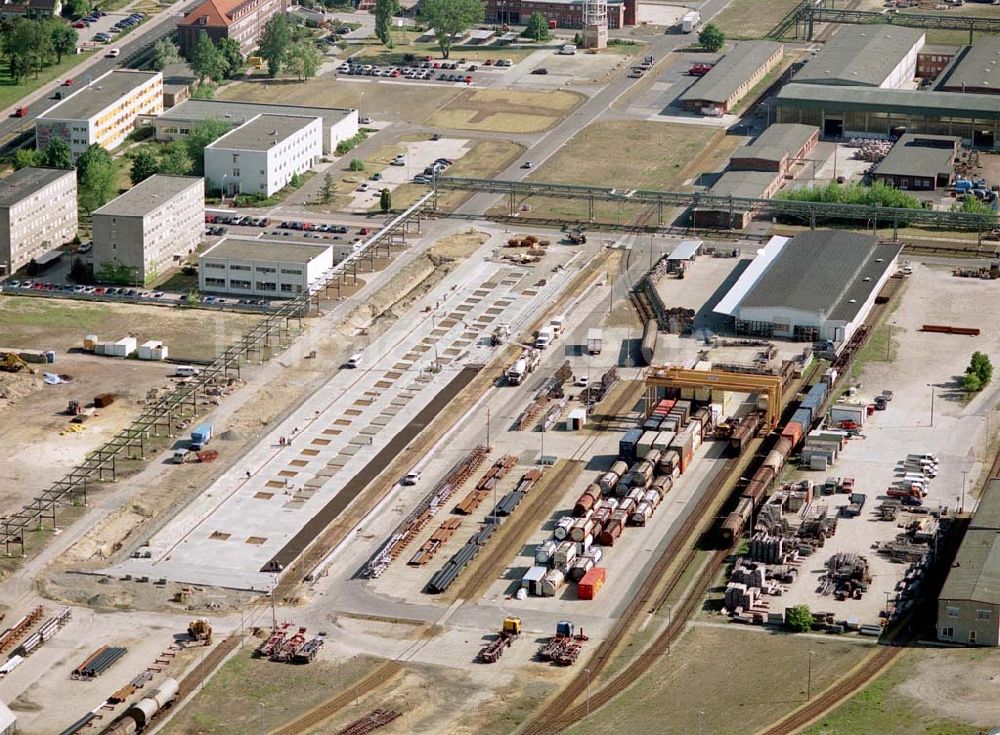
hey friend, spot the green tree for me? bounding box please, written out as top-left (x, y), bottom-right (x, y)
top-left (963, 372), bottom-right (983, 394)
top-left (4, 19), bottom-right (39, 82)
top-left (966, 351), bottom-right (993, 393)
top-left (152, 37), bottom-right (182, 71)
top-left (62, 0), bottom-right (90, 18)
top-left (76, 144), bottom-right (117, 213)
top-left (698, 23), bottom-right (725, 52)
top-left (419, 0), bottom-right (484, 59)
top-left (786, 605), bottom-right (813, 633)
top-left (69, 256), bottom-right (90, 283)
top-left (184, 119), bottom-right (231, 175)
top-left (130, 149), bottom-right (159, 185)
top-left (379, 187), bottom-right (391, 213)
top-left (349, 158), bottom-right (365, 171)
top-left (319, 172), bottom-right (334, 203)
top-left (157, 141), bottom-right (193, 175)
top-left (374, 0), bottom-right (399, 46)
top-left (189, 30), bottom-right (223, 85)
top-left (42, 137), bottom-right (73, 169)
top-left (523, 12), bottom-right (551, 41)
top-left (50, 23), bottom-right (78, 63)
top-left (286, 40), bottom-right (321, 80)
top-left (12, 147), bottom-right (43, 170)
top-left (258, 12), bottom-right (292, 76)
top-left (217, 37), bottom-right (243, 78)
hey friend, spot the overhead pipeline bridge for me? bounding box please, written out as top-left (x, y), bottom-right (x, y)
top-left (432, 176), bottom-right (997, 234)
top-left (0, 193), bottom-right (433, 557)
top-left (786, 0), bottom-right (1000, 41)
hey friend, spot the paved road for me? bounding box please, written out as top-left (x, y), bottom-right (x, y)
top-left (0, 0), bottom-right (203, 151)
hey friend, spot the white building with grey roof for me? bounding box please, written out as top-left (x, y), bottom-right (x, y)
top-left (199, 237), bottom-right (333, 298)
top-left (92, 175), bottom-right (204, 286)
top-left (714, 230), bottom-right (902, 342)
top-left (793, 25), bottom-right (924, 88)
top-left (204, 113), bottom-right (323, 198)
top-left (678, 41), bottom-right (783, 115)
top-left (0, 167), bottom-right (77, 278)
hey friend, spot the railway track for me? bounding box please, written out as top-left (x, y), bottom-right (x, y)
top-left (268, 662), bottom-right (403, 735)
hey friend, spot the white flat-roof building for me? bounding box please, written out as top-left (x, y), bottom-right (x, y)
top-left (204, 113), bottom-right (322, 198)
top-left (0, 167), bottom-right (77, 277)
top-left (92, 175), bottom-right (204, 286)
top-left (36, 70), bottom-right (163, 157)
top-left (200, 237), bottom-right (333, 298)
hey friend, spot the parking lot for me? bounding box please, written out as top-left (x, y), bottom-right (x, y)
top-left (336, 57), bottom-right (513, 87)
top-left (72, 9), bottom-right (149, 55)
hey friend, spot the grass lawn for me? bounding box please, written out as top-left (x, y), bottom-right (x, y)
top-left (160, 650), bottom-right (385, 735)
top-left (713, 0), bottom-right (802, 38)
top-left (512, 120), bottom-right (720, 221)
top-left (0, 295), bottom-right (259, 361)
top-left (565, 625), bottom-right (872, 735)
top-left (429, 88), bottom-right (584, 134)
top-left (217, 77), bottom-right (465, 124)
top-left (0, 50), bottom-right (97, 119)
top-left (802, 650), bottom-right (984, 735)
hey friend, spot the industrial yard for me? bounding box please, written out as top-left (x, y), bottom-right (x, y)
top-left (1, 0), bottom-right (1000, 731)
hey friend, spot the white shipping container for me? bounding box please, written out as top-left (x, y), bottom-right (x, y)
top-left (583, 546), bottom-right (603, 565)
top-left (553, 516), bottom-right (574, 540)
top-left (575, 533), bottom-right (594, 556)
top-left (540, 569), bottom-right (566, 597)
top-left (554, 540), bottom-right (577, 568)
top-left (522, 565), bottom-right (547, 593)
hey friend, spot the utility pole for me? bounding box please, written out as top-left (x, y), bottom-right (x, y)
top-left (807, 650), bottom-right (816, 699)
top-left (962, 470), bottom-right (968, 513)
top-left (486, 406), bottom-right (491, 451)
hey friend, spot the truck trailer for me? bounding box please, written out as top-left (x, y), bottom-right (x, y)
top-left (586, 328), bottom-right (603, 355)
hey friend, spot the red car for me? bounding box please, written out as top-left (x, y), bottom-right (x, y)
top-left (359, 228), bottom-right (369, 236)
top-left (62, 78), bottom-right (73, 86)
top-left (12, 107), bottom-right (27, 117)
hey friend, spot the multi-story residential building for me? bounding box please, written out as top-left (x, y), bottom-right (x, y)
top-left (199, 237), bottom-right (333, 298)
top-left (92, 175), bottom-right (204, 285)
top-left (177, 0), bottom-right (287, 57)
top-left (36, 70), bottom-right (163, 158)
top-left (0, 167), bottom-right (77, 278)
top-left (203, 113), bottom-right (322, 198)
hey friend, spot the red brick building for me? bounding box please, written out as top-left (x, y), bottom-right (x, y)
top-left (485, 0), bottom-right (634, 30)
top-left (178, 0), bottom-right (287, 58)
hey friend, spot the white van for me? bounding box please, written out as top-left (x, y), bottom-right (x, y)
top-left (558, 44), bottom-right (577, 55)
top-left (347, 353), bottom-right (363, 368)
top-left (175, 365), bottom-right (200, 377)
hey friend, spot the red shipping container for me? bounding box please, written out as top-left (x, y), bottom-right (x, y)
top-left (578, 567), bottom-right (606, 600)
top-left (781, 421), bottom-right (804, 448)
top-left (678, 446), bottom-right (693, 474)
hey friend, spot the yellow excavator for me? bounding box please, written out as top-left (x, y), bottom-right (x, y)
top-left (0, 353), bottom-right (35, 374)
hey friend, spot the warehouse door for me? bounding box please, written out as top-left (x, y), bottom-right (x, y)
top-left (974, 129), bottom-right (995, 149)
top-left (823, 117), bottom-right (843, 138)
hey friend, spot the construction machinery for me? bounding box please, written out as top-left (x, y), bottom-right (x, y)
top-left (565, 229), bottom-right (587, 245)
top-left (477, 617), bottom-right (521, 663)
top-left (0, 353), bottom-right (34, 374)
top-left (187, 619), bottom-right (212, 645)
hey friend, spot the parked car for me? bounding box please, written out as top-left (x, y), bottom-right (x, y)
top-left (530, 67), bottom-right (548, 75)
top-left (521, 161), bottom-right (534, 169)
top-left (107, 48), bottom-right (120, 57)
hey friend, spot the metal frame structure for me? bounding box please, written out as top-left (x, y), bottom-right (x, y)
top-left (790, 0), bottom-right (1000, 41)
top-left (0, 192), bottom-right (434, 557)
top-left (432, 176), bottom-right (997, 234)
top-left (644, 367), bottom-right (784, 431)
top-left (582, 0), bottom-right (608, 49)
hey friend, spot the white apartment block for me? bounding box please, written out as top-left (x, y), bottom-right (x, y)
top-left (199, 237), bottom-right (333, 298)
top-left (36, 70), bottom-right (163, 158)
top-left (0, 167), bottom-right (78, 277)
top-left (203, 113), bottom-right (322, 198)
top-left (92, 175), bottom-right (204, 285)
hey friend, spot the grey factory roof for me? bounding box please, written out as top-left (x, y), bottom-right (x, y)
top-left (737, 230), bottom-right (901, 323)
top-left (39, 70), bottom-right (161, 122)
top-left (92, 175), bottom-right (203, 217)
top-left (935, 36), bottom-right (1000, 93)
top-left (793, 25), bottom-right (924, 87)
top-left (777, 83), bottom-right (1000, 119)
top-left (940, 529), bottom-right (1000, 606)
top-left (972, 479), bottom-right (1000, 532)
top-left (207, 114), bottom-right (320, 153)
top-left (159, 99), bottom-right (355, 130)
top-left (0, 167), bottom-right (72, 208)
top-left (707, 170), bottom-right (779, 200)
top-left (874, 134), bottom-right (960, 179)
top-left (678, 41), bottom-right (782, 105)
top-left (201, 237), bottom-right (330, 264)
top-left (732, 123), bottom-right (818, 165)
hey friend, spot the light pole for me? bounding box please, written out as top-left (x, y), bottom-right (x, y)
top-left (928, 384), bottom-right (935, 427)
top-left (259, 703), bottom-right (265, 735)
top-left (886, 322), bottom-right (893, 361)
top-left (697, 710), bottom-right (705, 735)
top-left (270, 572), bottom-right (277, 629)
top-left (807, 650), bottom-right (816, 700)
top-left (585, 667), bottom-right (592, 717)
top-left (961, 470), bottom-right (968, 513)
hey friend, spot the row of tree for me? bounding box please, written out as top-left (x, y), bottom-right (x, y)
top-left (1, 17), bottom-right (78, 83)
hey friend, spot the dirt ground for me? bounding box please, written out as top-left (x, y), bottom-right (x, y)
top-left (216, 78), bottom-right (466, 125)
top-left (428, 89), bottom-right (585, 134)
top-left (803, 648), bottom-right (990, 735)
top-left (564, 624), bottom-right (873, 735)
top-left (0, 296), bottom-right (259, 362)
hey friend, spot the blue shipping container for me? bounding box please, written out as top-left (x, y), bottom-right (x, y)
top-left (800, 383), bottom-right (827, 413)
top-left (791, 407), bottom-right (812, 427)
top-left (620, 429), bottom-right (642, 461)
